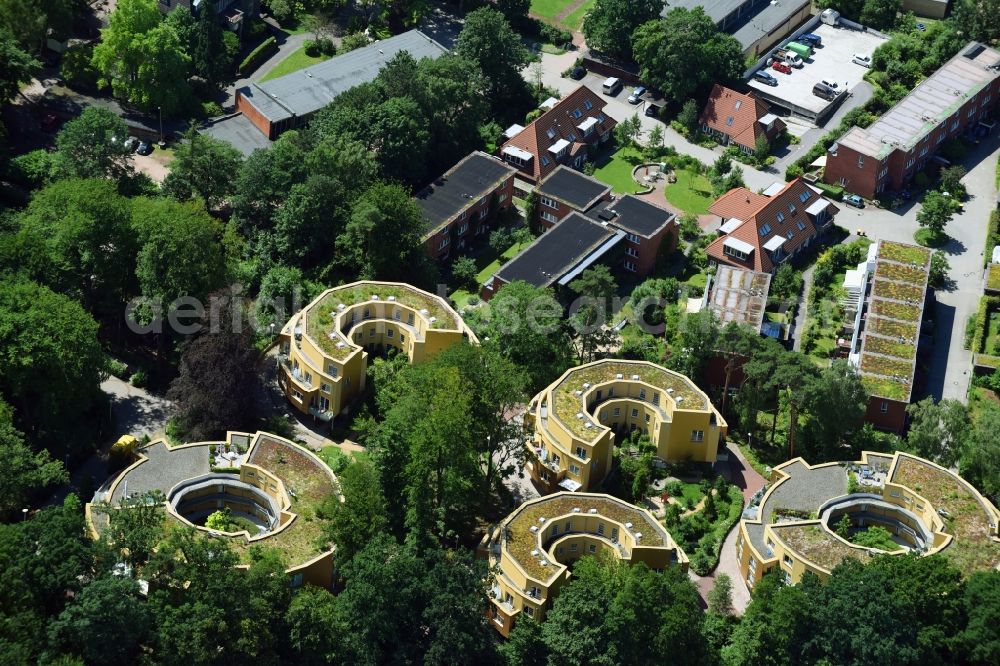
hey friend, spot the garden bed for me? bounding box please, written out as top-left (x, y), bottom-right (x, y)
top-left (876, 261), bottom-right (928, 285)
top-left (878, 242), bottom-right (930, 266)
top-left (868, 317), bottom-right (918, 341)
top-left (870, 299), bottom-right (921, 322)
top-left (860, 353), bottom-right (914, 379)
top-left (863, 335), bottom-right (916, 360)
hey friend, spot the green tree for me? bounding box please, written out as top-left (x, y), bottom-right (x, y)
top-left (132, 197), bottom-right (226, 309)
top-left (953, 0), bottom-right (1000, 44)
top-left (677, 98), bottom-right (701, 135)
top-left (0, 280), bottom-right (104, 446)
top-left (708, 572), bottom-right (734, 615)
top-left (46, 576), bottom-right (151, 664)
top-left (953, 570), bottom-right (1000, 664)
top-left (97, 490), bottom-right (167, 570)
top-left (319, 459), bottom-right (388, 565)
top-left (801, 360), bottom-right (867, 460)
top-left (286, 586), bottom-right (348, 664)
top-left (190, 0), bottom-right (233, 85)
top-left (905, 397), bottom-right (969, 466)
top-left (647, 123), bottom-right (664, 151)
top-left (753, 135), bottom-right (771, 163)
top-left (613, 112), bottom-right (643, 146)
top-left (939, 165), bottom-right (967, 199)
top-left (770, 263), bottom-right (803, 301)
top-left (569, 265), bottom-right (619, 362)
top-left (0, 399), bottom-right (67, 517)
top-left (364, 96), bottom-right (431, 186)
top-left (18, 178), bottom-right (137, 314)
top-left (54, 107), bottom-right (134, 181)
top-left (0, 0), bottom-right (76, 52)
top-left (582, 0), bottom-right (662, 60)
top-left (163, 128), bottom-right (243, 209)
top-left (337, 182), bottom-right (432, 282)
top-left (858, 0), bottom-right (902, 31)
top-left (231, 130), bottom-right (311, 232)
top-left (960, 405), bottom-right (1000, 501)
top-left (0, 27), bottom-right (38, 102)
top-left (452, 255), bottom-right (479, 291)
top-left (495, 0), bottom-right (530, 23)
top-left (633, 8), bottom-right (744, 102)
top-left (916, 191), bottom-right (955, 236)
top-left (91, 0), bottom-right (191, 113)
top-left (455, 7), bottom-right (529, 106)
top-left (668, 308), bottom-right (720, 383)
top-left (501, 617), bottom-right (549, 666)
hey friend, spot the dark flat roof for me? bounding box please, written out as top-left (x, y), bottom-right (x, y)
top-left (537, 166), bottom-right (611, 211)
top-left (415, 152), bottom-right (516, 236)
top-left (238, 30), bottom-right (447, 123)
top-left (199, 113), bottom-right (273, 156)
top-left (495, 213), bottom-right (622, 288)
top-left (590, 194), bottom-right (674, 238)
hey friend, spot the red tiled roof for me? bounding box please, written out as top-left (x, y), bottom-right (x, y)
top-left (500, 86), bottom-right (617, 182)
top-left (706, 178), bottom-right (840, 273)
top-left (699, 84), bottom-right (785, 150)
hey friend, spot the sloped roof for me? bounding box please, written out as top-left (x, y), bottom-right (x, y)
top-left (706, 178), bottom-right (839, 273)
top-left (500, 86), bottom-right (617, 181)
top-left (699, 84), bottom-right (785, 149)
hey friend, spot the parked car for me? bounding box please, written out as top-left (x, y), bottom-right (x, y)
top-left (812, 82), bottom-right (838, 101)
top-left (799, 33), bottom-right (822, 47)
top-left (644, 104), bottom-right (659, 118)
top-left (844, 194), bottom-right (865, 208)
top-left (136, 141), bottom-right (153, 156)
top-left (601, 77), bottom-right (622, 95)
top-left (773, 49), bottom-right (803, 68)
top-left (628, 86), bottom-right (647, 104)
top-left (852, 53), bottom-right (872, 68)
top-left (569, 66), bottom-right (586, 80)
top-left (753, 70), bottom-right (778, 86)
top-left (820, 79), bottom-right (839, 89)
top-left (916, 23), bottom-right (926, 31)
top-left (772, 61), bottom-right (792, 74)
top-left (124, 137), bottom-right (139, 152)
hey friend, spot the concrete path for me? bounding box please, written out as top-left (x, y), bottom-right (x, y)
top-left (225, 31), bottom-right (312, 106)
top-left (791, 264), bottom-right (815, 352)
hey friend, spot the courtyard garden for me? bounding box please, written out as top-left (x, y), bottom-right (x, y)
top-left (260, 45), bottom-right (332, 82)
top-left (592, 145), bottom-right (714, 215)
top-left (662, 476), bottom-right (744, 575)
top-left (531, 0), bottom-right (595, 31)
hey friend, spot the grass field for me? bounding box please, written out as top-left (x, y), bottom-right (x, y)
top-left (593, 145), bottom-right (645, 194)
top-left (260, 46), bottom-right (331, 82)
top-left (663, 170), bottom-right (714, 215)
top-left (450, 238), bottom-right (534, 308)
top-left (531, 0), bottom-right (594, 31)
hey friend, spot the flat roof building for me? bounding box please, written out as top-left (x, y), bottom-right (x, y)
top-left (665, 0), bottom-right (812, 56)
top-left (704, 265), bottom-right (772, 333)
top-left (483, 492), bottom-right (688, 636)
top-left (235, 30), bottom-right (447, 139)
top-left (524, 359), bottom-right (727, 494)
top-left (825, 42), bottom-right (1000, 198)
top-left (415, 152), bottom-right (517, 260)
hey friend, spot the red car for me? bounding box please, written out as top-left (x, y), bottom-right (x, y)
top-left (772, 61), bottom-right (792, 74)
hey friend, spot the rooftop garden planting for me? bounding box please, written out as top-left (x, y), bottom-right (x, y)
top-left (878, 242), bottom-right (930, 267)
top-left (771, 523), bottom-right (862, 571)
top-left (862, 375), bottom-right (910, 401)
top-left (891, 456), bottom-right (1000, 574)
top-left (860, 353), bottom-right (914, 379)
top-left (305, 283), bottom-right (460, 358)
top-left (863, 335), bottom-right (917, 360)
top-left (869, 317), bottom-right (919, 341)
top-left (552, 361), bottom-right (709, 439)
top-left (871, 278), bottom-right (925, 304)
top-left (876, 261), bottom-right (928, 285)
top-left (870, 299), bottom-right (921, 322)
top-left (506, 495), bottom-right (666, 583)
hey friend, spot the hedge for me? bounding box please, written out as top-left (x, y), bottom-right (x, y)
top-left (239, 36), bottom-right (277, 76)
top-left (971, 296), bottom-right (1000, 355)
top-left (985, 209), bottom-right (999, 268)
top-left (691, 486), bottom-right (745, 575)
top-left (813, 181), bottom-right (845, 201)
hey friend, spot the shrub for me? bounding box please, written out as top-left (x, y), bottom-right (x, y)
top-left (239, 36), bottom-right (277, 75)
top-left (201, 101), bottom-right (224, 118)
top-left (785, 163), bottom-right (804, 181)
top-left (538, 22), bottom-right (572, 46)
top-left (106, 357), bottom-right (128, 378)
top-left (9, 150), bottom-right (59, 189)
top-left (339, 32), bottom-right (369, 54)
top-left (305, 38), bottom-right (335, 57)
top-left (129, 369), bottom-right (149, 388)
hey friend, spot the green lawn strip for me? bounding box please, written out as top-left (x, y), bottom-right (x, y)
top-left (663, 170), bottom-right (714, 215)
top-left (260, 46), bottom-right (331, 82)
top-left (561, 0), bottom-right (595, 30)
top-left (593, 145), bottom-right (645, 194)
top-left (869, 317), bottom-right (919, 340)
top-left (530, 0), bottom-right (576, 21)
top-left (876, 261), bottom-right (928, 285)
top-left (988, 265), bottom-right (1000, 292)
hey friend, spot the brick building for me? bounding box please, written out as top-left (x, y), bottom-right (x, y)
top-left (824, 42), bottom-right (1000, 199)
top-left (706, 178), bottom-right (838, 273)
top-left (536, 166), bottom-right (612, 229)
top-left (415, 152), bottom-right (517, 261)
top-left (699, 84), bottom-right (785, 154)
top-left (500, 86), bottom-right (616, 183)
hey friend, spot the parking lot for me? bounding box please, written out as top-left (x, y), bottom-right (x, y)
top-left (747, 23), bottom-right (887, 124)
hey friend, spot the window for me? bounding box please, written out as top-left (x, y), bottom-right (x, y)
top-left (611, 527), bottom-right (618, 542)
top-left (569, 464), bottom-right (581, 475)
top-left (759, 223), bottom-right (772, 236)
top-left (540, 155), bottom-right (551, 166)
top-left (645, 414), bottom-right (650, 423)
top-left (623, 260), bottom-right (637, 272)
top-left (936, 132), bottom-right (945, 144)
top-left (880, 401), bottom-right (888, 413)
top-left (321, 383), bottom-right (330, 393)
top-left (584, 99), bottom-right (593, 110)
top-left (776, 212), bottom-right (785, 223)
top-left (386, 329), bottom-right (393, 338)
top-left (639, 388), bottom-right (646, 400)
top-left (652, 393), bottom-right (659, 405)
top-left (292, 389), bottom-right (303, 401)
top-left (786, 230), bottom-right (794, 240)
top-left (920, 146), bottom-right (928, 157)
top-left (799, 190), bottom-right (811, 203)
top-left (305, 372), bottom-right (312, 385)
top-left (626, 246), bottom-right (639, 258)
top-left (551, 524), bottom-right (559, 538)
top-left (631, 408), bottom-right (638, 418)
top-left (369, 329), bottom-right (375, 338)
top-left (540, 211), bottom-right (558, 224)
top-left (788, 203), bottom-right (796, 214)
top-left (724, 245), bottom-right (748, 261)
top-left (328, 365), bottom-right (338, 377)
top-left (479, 208), bottom-right (488, 220)
top-left (734, 100), bottom-right (742, 110)
top-left (691, 430), bottom-right (705, 442)
top-left (499, 192), bottom-right (508, 202)
top-left (575, 446), bottom-right (587, 459)
top-left (523, 607), bottom-right (534, 618)
top-left (547, 128), bottom-right (556, 140)
top-left (857, 155), bottom-right (865, 168)
top-left (589, 544), bottom-right (597, 553)
top-left (613, 407), bottom-right (620, 417)
top-left (540, 196), bottom-right (558, 209)
top-left (400, 334), bottom-right (405, 344)
top-left (626, 232), bottom-right (640, 244)
top-left (906, 157), bottom-right (915, 168)
top-left (726, 116), bottom-right (734, 126)
top-left (457, 222), bottom-right (469, 235)
top-left (608, 387), bottom-right (614, 397)
top-left (572, 108), bottom-right (582, 118)
top-left (317, 396), bottom-right (329, 411)
top-left (570, 542), bottom-right (578, 550)
top-left (438, 236), bottom-right (450, 250)
top-left (951, 120), bottom-right (959, 131)
top-left (796, 220), bottom-right (806, 231)
top-left (567, 132), bottom-right (576, 142)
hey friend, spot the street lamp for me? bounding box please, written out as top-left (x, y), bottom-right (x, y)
top-left (21, 508), bottom-right (28, 521)
top-left (157, 106), bottom-right (164, 147)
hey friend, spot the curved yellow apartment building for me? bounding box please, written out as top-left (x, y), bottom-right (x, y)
top-left (482, 492), bottom-right (688, 636)
top-left (524, 359), bottom-right (727, 493)
top-left (277, 281), bottom-right (478, 419)
top-left (737, 451), bottom-right (1000, 589)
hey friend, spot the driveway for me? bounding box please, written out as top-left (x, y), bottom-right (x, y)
top-left (837, 134), bottom-right (1000, 403)
top-left (225, 31), bottom-right (313, 106)
top-left (773, 81), bottom-right (874, 172)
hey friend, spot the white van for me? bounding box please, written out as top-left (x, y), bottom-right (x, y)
top-left (601, 77), bottom-right (622, 95)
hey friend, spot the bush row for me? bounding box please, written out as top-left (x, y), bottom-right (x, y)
top-left (971, 296), bottom-right (1000, 355)
top-left (239, 36), bottom-right (278, 76)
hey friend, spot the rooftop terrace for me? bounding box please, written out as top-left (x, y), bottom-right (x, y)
top-left (504, 494), bottom-right (667, 583)
top-left (551, 360), bottom-right (710, 440)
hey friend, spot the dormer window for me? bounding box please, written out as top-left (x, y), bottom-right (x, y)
top-left (726, 117), bottom-right (734, 126)
top-left (584, 99), bottom-right (593, 110)
top-left (759, 223), bottom-right (772, 236)
top-left (572, 109), bottom-right (582, 118)
top-left (547, 128), bottom-right (556, 140)
top-left (776, 212), bottom-right (785, 223)
top-left (799, 190), bottom-right (811, 203)
top-left (734, 100), bottom-right (742, 110)
top-left (788, 203), bottom-right (796, 214)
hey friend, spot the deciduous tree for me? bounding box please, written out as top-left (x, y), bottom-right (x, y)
top-left (0, 399), bottom-right (67, 517)
top-left (163, 128), bottom-right (243, 209)
top-left (582, 0), bottom-right (662, 60)
top-left (54, 107), bottom-right (134, 181)
top-left (455, 7), bottom-right (529, 106)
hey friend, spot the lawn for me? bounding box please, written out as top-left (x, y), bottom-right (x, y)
top-left (593, 145), bottom-right (645, 194)
top-left (260, 46), bottom-right (332, 82)
top-left (450, 237), bottom-right (533, 308)
top-left (561, 0), bottom-right (595, 31)
top-left (530, 0), bottom-right (578, 21)
top-left (663, 169), bottom-right (714, 215)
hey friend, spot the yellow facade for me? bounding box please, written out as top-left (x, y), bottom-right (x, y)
top-left (277, 281), bottom-right (478, 418)
top-left (737, 451), bottom-right (1000, 590)
top-left (524, 359), bottom-right (727, 493)
top-left (482, 492), bottom-right (688, 636)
